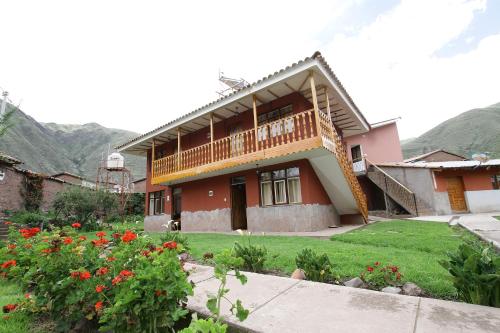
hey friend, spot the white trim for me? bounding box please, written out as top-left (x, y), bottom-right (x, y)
top-left (274, 179), bottom-right (287, 204)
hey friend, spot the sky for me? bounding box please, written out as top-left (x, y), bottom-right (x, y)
top-left (1, 0), bottom-right (499, 140)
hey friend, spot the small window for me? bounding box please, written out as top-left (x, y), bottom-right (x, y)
top-left (492, 175), bottom-right (500, 190)
top-left (149, 191), bottom-right (165, 215)
top-left (259, 167), bottom-right (302, 206)
top-left (260, 181), bottom-right (273, 206)
top-left (274, 180), bottom-right (287, 204)
top-left (351, 145), bottom-right (362, 163)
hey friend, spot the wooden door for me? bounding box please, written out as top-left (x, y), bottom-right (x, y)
top-left (231, 177), bottom-right (247, 230)
top-left (446, 177), bottom-right (467, 212)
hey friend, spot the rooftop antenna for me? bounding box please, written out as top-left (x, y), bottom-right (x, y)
top-left (216, 70), bottom-right (249, 97)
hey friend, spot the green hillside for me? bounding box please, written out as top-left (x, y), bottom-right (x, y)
top-left (402, 102), bottom-right (500, 159)
top-left (0, 103), bottom-right (145, 180)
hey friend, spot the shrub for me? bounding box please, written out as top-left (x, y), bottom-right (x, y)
top-left (10, 210), bottom-right (50, 227)
top-left (233, 241), bottom-right (267, 273)
top-left (360, 261), bottom-right (403, 287)
top-left (0, 226), bottom-right (193, 332)
top-left (125, 193), bottom-right (145, 215)
top-left (160, 231), bottom-right (190, 252)
top-left (440, 241), bottom-right (500, 307)
top-left (295, 248), bottom-right (336, 283)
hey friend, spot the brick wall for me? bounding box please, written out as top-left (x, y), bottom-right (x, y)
top-left (0, 165), bottom-right (25, 214)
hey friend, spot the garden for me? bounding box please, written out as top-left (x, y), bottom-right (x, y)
top-left (1, 187), bottom-right (499, 332)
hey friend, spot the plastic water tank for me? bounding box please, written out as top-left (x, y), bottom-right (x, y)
top-left (107, 152), bottom-right (125, 169)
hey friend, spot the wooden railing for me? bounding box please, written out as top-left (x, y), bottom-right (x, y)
top-left (365, 160), bottom-right (418, 216)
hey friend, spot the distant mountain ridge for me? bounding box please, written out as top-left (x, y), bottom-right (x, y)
top-left (402, 102), bottom-right (500, 159)
top-left (0, 103), bottom-right (145, 180)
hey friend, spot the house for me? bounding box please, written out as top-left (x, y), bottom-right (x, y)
top-left (52, 172), bottom-right (96, 189)
top-left (375, 159), bottom-right (500, 215)
top-left (0, 152), bottom-right (74, 215)
top-left (117, 52), bottom-right (383, 232)
top-left (131, 178), bottom-right (146, 193)
top-left (403, 149), bottom-right (467, 163)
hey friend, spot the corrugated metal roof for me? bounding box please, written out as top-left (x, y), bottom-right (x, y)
top-left (378, 159), bottom-right (500, 169)
top-left (0, 151), bottom-right (22, 165)
top-left (403, 149), bottom-right (467, 163)
top-left (116, 51), bottom-right (370, 152)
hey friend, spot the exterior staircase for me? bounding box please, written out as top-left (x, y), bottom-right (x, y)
top-left (366, 161), bottom-right (434, 216)
top-left (0, 220), bottom-right (9, 241)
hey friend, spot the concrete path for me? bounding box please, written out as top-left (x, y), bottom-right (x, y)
top-left (185, 263), bottom-right (500, 333)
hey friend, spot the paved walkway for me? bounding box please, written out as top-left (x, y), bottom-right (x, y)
top-left (185, 263), bottom-right (500, 333)
top-left (409, 212), bottom-right (500, 248)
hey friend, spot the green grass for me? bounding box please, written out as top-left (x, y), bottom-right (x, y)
top-left (494, 216), bottom-right (500, 221)
top-left (0, 282), bottom-right (36, 333)
top-left (148, 220), bottom-right (475, 299)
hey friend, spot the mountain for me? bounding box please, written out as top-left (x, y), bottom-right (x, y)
top-left (402, 102), bottom-right (500, 159)
top-left (0, 103), bottom-right (145, 180)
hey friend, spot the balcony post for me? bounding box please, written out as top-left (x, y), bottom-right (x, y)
top-left (325, 87), bottom-right (335, 137)
top-left (151, 139), bottom-right (155, 178)
top-left (210, 113), bottom-right (214, 162)
top-left (252, 94), bottom-right (258, 150)
top-left (177, 128), bottom-right (181, 170)
top-left (309, 72), bottom-right (321, 138)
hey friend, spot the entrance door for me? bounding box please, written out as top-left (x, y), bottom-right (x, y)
top-left (446, 177), bottom-right (467, 212)
top-left (230, 125), bottom-right (243, 157)
top-left (172, 187), bottom-right (182, 222)
top-left (231, 177), bottom-right (247, 230)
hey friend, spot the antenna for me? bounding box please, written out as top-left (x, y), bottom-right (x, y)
top-left (216, 71), bottom-right (249, 97)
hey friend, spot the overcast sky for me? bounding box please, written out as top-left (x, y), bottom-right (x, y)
top-left (1, 0), bottom-right (499, 139)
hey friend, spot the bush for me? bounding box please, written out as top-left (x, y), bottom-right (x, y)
top-left (10, 210), bottom-right (50, 227)
top-left (125, 193), bottom-right (145, 215)
top-left (0, 226), bottom-right (193, 332)
top-left (160, 231), bottom-right (190, 252)
top-left (233, 241), bottom-right (267, 273)
top-left (360, 261), bottom-right (403, 287)
top-left (52, 187), bottom-right (118, 227)
top-left (440, 241), bottom-right (500, 307)
top-left (295, 248), bottom-right (336, 283)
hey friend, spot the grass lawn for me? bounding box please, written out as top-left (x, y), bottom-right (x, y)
top-left (149, 220), bottom-right (475, 299)
top-left (0, 282), bottom-right (43, 333)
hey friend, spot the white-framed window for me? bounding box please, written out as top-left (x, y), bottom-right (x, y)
top-left (149, 190), bottom-right (165, 215)
top-left (259, 167), bottom-right (302, 206)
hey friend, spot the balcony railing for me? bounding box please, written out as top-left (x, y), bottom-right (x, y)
top-left (151, 107), bottom-right (368, 221)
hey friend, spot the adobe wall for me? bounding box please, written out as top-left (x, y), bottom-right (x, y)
top-left (0, 166), bottom-right (24, 214)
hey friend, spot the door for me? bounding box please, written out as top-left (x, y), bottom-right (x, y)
top-left (231, 177), bottom-right (247, 230)
top-left (230, 125), bottom-right (243, 157)
top-left (172, 187), bottom-right (182, 222)
top-left (446, 177), bottom-right (467, 212)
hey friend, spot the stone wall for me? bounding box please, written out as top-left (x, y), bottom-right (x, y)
top-left (0, 166), bottom-right (24, 214)
top-left (181, 208), bottom-right (231, 232)
top-left (144, 214), bottom-right (172, 232)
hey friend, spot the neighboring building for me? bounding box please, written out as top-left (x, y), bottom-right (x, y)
top-left (52, 172), bottom-right (96, 189)
top-left (0, 152), bottom-right (74, 215)
top-left (131, 178), bottom-right (146, 193)
top-left (403, 150), bottom-right (467, 163)
top-left (376, 159), bottom-right (500, 214)
top-left (117, 52), bottom-right (374, 232)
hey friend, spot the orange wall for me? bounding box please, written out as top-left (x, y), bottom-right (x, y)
top-left (433, 169), bottom-right (498, 192)
top-left (344, 122), bottom-right (403, 164)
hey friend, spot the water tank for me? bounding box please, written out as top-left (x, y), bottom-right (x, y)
top-left (107, 152), bottom-right (125, 169)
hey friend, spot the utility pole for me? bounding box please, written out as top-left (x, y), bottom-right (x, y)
top-left (0, 91), bottom-right (8, 116)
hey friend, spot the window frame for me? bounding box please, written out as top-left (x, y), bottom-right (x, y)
top-left (492, 175), bottom-right (500, 190)
top-left (259, 167), bottom-right (302, 206)
top-left (149, 190), bottom-right (165, 215)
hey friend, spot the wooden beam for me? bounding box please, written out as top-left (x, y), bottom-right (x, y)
top-left (254, 94), bottom-right (265, 104)
top-left (309, 72), bottom-right (321, 138)
top-left (177, 128), bottom-right (181, 170)
top-left (298, 75), bottom-right (309, 92)
top-left (237, 102), bottom-right (250, 110)
top-left (212, 112), bottom-right (225, 121)
top-left (284, 82), bottom-right (296, 92)
top-left (252, 94), bottom-right (259, 150)
top-left (325, 88), bottom-right (333, 126)
top-left (151, 140), bottom-right (155, 178)
top-left (210, 113), bottom-right (214, 162)
top-left (224, 107), bottom-right (239, 116)
top-left (267, 89), bottom-right (279, 99)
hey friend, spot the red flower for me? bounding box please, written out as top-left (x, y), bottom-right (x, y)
top-left (155, 247), bottom-right (164, 254)
top-left (1, 260), bottom-right (16, 269)
top-left (63, 237), bottom-right (73, 245)
top-left (106, 256), bottom-right (117, 262)
top-left (96, 231), bottom-right (106, 238)
top-left (95, 285), bottom-right (105, 293)
top-left (96, 267), bottom-right (109, 276)
top-left (71, 222), bottom-right (81, 229)
top-left (4, 221), bottom-right (12, 225)
top-left (7, 244), bottom-right (16, 250)
top-left (391, 266), bottom-right (398, 273)
top-left (163, 241), bottom-right (177, 250)
top-left (121, 230), bottom-right (138, 243)
top-left (141, 250), bottom-right (151, 257)
top-left (24, 244), bottom-right (33, 249)
top-left (24, 293), bottom-right (31, 299)
top-left (79, 236), bottom-right (87, 241)
top-left (79, 271), bottom-right (91, 280)
top-left (111, 276), bottom-right (122, 285)
top-left (95, 301), bottom-right (103, 312)
top-left (2, 304), bottom-right (17, 313)
top-left (112, 233), bottom-right (120, 239)
top-left (41, 248), bottom-right (51, 254)
top-left (91, 238), bottom-right (109, 247)
top-left (367, 266), bottom-right (374, 272)
top-left (374, 261), bottom-right (380, 266)
top-left (119, 270), bottom-right (134, 277)
top-left (70, 271), bottom-right (80, 279)
top-left (19, 227), bottom-right (40, 239)
top-left (396, 272), bottom-right (401, 280)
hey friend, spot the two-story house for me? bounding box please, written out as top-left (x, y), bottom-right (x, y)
top-left (117, 52), bottom-right (378, 232)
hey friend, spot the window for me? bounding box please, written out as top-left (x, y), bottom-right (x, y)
top-left (259, 167), bottom-right (302, 206)
top-left (0, 168), bottom-right (5, 181)
top-left (257, 104), bottom-right (294, 141)
top-left (351, 145), bottom-right (362, 163)
top-left (492, 175), bottom-right (500, 190)
top-left (149, 191), bottom-right (165, 215)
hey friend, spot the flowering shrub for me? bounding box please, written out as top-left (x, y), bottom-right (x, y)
top-left (361, 261), bottom-right (402, 287)
top-left (295, 248), bottom-right (337, 283)
top-left (0, 225), bottom-right (193, 332)
top-left (160, 231), bottom-right (190, 251)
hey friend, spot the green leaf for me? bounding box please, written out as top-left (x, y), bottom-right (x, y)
top-left (234, 300), bottom-right (249, 322)
top-left (206, 296), bottom-right (218, 316)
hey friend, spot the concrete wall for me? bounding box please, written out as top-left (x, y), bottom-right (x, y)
top-left (144, 214), bottom-right (172, 232)
top-left (247, 204), bottom-right (340, 232)
top-left (465, 190), bottom-right (500, 213)
top-left (182, 208), bottom-right (231, 232)
top-left (345, 122), bottom-right (403, 164)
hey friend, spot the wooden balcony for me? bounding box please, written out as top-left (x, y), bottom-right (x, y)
top-left (152, 107), bottom-right (368, 221)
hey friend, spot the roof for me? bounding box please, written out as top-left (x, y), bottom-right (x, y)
top-left (132, 177), bottom-right (146, 183)
top-left (0, 151), bottom-right (22, 165)
top-left (403, 149), bottom-right (467, 163)
top-left (117, 51), bottom-right (371, 155)
top-left (51, 172), bottom-right (85, 180)
top-left (377, 159), bottom-right (500, 169)
top-left (370, 117), bottom-right (401, 129)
